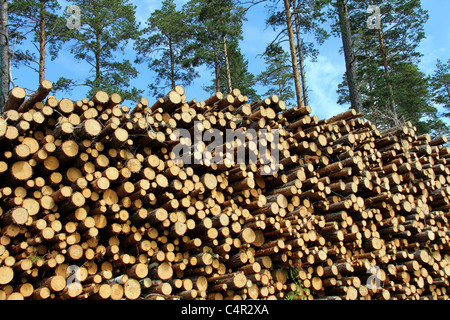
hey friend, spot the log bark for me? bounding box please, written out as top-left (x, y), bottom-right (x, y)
top-left (4, 87), bottom-right (26, 112)
top-left (19, 80), bottom-right (52, 112)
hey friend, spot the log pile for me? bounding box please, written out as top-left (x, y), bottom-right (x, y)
top-left (0, 80), bottom-right (449, 300)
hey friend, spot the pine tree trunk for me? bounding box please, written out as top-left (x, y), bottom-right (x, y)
top-left (292, 0), bottom-right (308, 106)
top-left (283, 0), bottom-right (303, 108)
top-left (95, 33), bottom-right (101, 85)
top-left (213, 39), bottom-right (220, 92)
top-left (222, 36), bottom-right (232, 93)
top-left (275, 60), bottom-right (283, 98)
top-left (39, 0), bottom-right (46, 84)
top-left (445, 82), bottom-right (450, 105)
top-left (168, 37), bottom-right (176, 90)
top-left (377, 28), bottom-right (397, 122)
top-left (364, 45), bottom-right (376, 125)
top-left (337, 0), bottom-right (363, 113)
top-left (0, 0), bottom-right (9, 111)
top-left (368, 80), bottom-right (377, 125)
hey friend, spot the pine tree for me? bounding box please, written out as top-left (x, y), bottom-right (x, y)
top-left (205, 39), bottom-right (259, 100)
top-left (256, 44), bottom-right (295, 104)
top-left (282, 0), bottom-right (303, 107)
top-left (430, 59), bottom-right (450, 116)
top-left (60, 0), bottom-right (141, 101)
top-left (390, 62), bottom-right (439, 135)
top-left (305, 0), bottom-right (365, 111)
top-left (8, 0), bottom-right (65, 84)
top-left (183, 0), bottom-right (250, 94)
top-left (335, 0), bottom-right (434, 132)
top-left (265, 0), bottom-right (329, 107)
top-left (135, 0), bottom-right (197, 98)
top-left (336, 0), bottom-right (363, 113)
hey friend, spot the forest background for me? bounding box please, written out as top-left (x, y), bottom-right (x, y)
top-left (1, 0), bottom-right (449, 136)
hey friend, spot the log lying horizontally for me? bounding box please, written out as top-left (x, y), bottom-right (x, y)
top-left (0, 80), bottom-right (449, 300)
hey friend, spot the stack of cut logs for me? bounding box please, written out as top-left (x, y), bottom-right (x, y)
top-left (0, 80), bottom-right (449, 300)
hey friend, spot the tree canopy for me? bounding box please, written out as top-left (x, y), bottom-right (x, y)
top-left (2, 0), bottom-right (449, 137)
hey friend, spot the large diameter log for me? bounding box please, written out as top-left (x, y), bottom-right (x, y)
top-left (107, 128), bottom-right (129, 148)
top-left (158, 90), bottom-right (182, 112)
top-left (59, 192), bottom-right (86, 212)
top-left (107, 93), bottom-right (122, 108)
top-left (65, 244), bottom-right (84, 261)
top-left (0, 266), bottom-right (14, 285)
top-left (39, 276), bottom-right (66, 292)
top-left (146, 282), bottom-right (173, 296)
top-left (5, 161), bottom-right (33, 186)
top-left (1, 207), bottom-right (29, 225)
top-left (127, 263), bottom-right (149, 279)
top-left (91, 91), bottom-right (109, 105)
top-left (4, 87), bottom-right (26, 112)
top-left (18, 80), bottom-right (52, 112)
top-left (58, 98), bottom-right (75, 115)
top-left (73, 119), bottom-right (102, 139)
top-left (149, 262), bottom-right (173, 280)
top-left (212, 272), bottom-right (247, 290)
top-left (202, 173), bottom-right (218, 190)
top-left (204, 92), bottom-right (223, 106)
top-left (124, 278), bottom-right (141, 300)
top-left (2, 125), bottom-right (19, 142)
top-left (61, 282), bottom-right (83, 299)
top-left (239, 228), bottom-right (257, 244)
top-left (54, 140), bottom-right (79, 163)
top-left (0, 161), bottom-right (7, 176)
top-left (146, 208), bottom-right (168, 224)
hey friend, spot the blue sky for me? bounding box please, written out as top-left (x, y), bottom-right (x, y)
top-left (9, 0), bottom-right (450, 120)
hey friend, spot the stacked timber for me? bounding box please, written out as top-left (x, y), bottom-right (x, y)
top-left (0, 80), bottom-right (449, 300)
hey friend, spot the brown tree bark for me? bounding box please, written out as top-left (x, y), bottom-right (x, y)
top-left (213, 39), bottom-right (220, 92)
top-left (337, 0), bottom-right (363, 113)
top-left (222, 36), bottom-right (232, 93)
top-left (39, 0), bottom-right (46, 84)
top-left (292, 0), bottom-right (308, 106)
top-left (283, 0), bottom-right (303, 108)
top-left (0, 0), bottom-right (10, 112)
top-left (378, 28), bottom-right (398, 122)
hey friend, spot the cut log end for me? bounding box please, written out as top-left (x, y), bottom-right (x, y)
top-left (92, 91), bottom-right (110, 105)
top-left (3, 207), bottom-right (29, 225)
top-left (74, 119), bottom-right (102, 139)
top-left (156, 262), bottom-right (173, 281)
top-left (10, 161), bottom-right (33, 182)
top-left (240, 228), bottom-right (256, 244)
top-left (0, 267), bottom-right (14, 285)
top-left (124, 279), bottom-right (141, 300)
top-left (1, 82), bottom-right (449, 302)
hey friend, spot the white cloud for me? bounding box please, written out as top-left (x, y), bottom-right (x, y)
top-left (134, 0), bottom-right (160, 25)
top-left (305, 54), bottom-right (347, 120)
